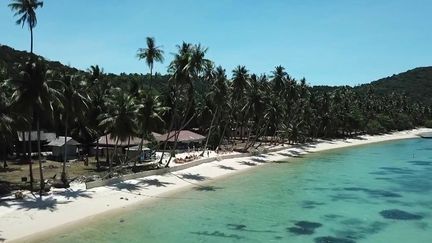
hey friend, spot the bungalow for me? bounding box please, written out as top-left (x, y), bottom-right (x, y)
top-left (91, 134), bottom-right (147, 158)
top-left (156, 130), bottom-right (205, 150)
top-left (16, 131), bottom-right (57, 155)
top-left (46, 136), bottom-right (80, 161)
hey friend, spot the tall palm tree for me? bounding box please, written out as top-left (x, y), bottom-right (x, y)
top-left (99, 88), bottom-right (138, 171)
top-left (0, 86), bottom-right (14, 169)
top-left (135, 92), bottom-right (168, 166)
top-left (8, 0), bottom-right (44, 54)
top-left (59, 74), bottom-right (89, 184)
top-left (136, 37), bottom-right (164, 90)
top-left (10, 59), bottom-right (61, 196)
top-left (231, 65), bottom-right (250, 141)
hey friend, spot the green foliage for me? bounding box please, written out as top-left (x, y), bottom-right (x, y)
top-left (424, 120), bottom-right (432, 128)
top-left (366, 120), bottom-right (385, 134)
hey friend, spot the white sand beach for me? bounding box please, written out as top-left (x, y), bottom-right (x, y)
top-left (0, 128), bottom-right (431, 242)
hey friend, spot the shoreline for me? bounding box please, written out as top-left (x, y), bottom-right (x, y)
top-left (1, 128), bottom-right (431, 242)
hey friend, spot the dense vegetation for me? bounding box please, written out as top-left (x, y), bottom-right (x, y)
top-left (1, 0), bottom-right (431, 195)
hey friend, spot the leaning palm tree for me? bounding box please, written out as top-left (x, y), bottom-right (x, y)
top-left (136, 37), bottom-right (164, 90)
top-left (8, 0), bottom-right (44, 54)
top-left (59, 73), bottom-right (89, 185)
top-left (9, 59), bottom-right (62, 196)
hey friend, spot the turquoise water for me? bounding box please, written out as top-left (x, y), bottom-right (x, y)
top-left (46, 139), bottom-right (432, 243)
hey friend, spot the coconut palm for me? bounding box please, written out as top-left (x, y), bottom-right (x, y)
top-left (9, 59), bottom-right (61, 196)
top-left (8, 0), bottom-right (44, 54)
top-left (59, 73), bottom-right (89, 184)
top-left (99, 88), bottom-right (138, 171)
top-left (0, 86), bottom-right (14, 168)
top-left (231, 65), bottom-right (250, 141)
top-left (135, 92), bottom-right (168, 166)
top-left (137, 37), bottom-right (164, 90)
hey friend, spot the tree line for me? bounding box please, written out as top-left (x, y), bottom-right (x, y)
top-left (1, 0), bottom-right (431, 196)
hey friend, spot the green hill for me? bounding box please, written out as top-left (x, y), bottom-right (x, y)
top-left (357, 67), bottom-right (432, 105)
top-left (1, 44), bottom-right (431, 105)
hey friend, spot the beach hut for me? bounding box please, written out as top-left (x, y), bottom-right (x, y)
top-left (92, 134), bottom-right (147, 158)
top-left (16, 131), bottom-right (57, 155)
top-left (155, 130), bottom-right (205, 150)
top-left (47, 136), bottom-right (80, 161)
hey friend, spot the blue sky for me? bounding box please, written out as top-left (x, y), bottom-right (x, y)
top-left (1, 0), bottom-right (431, 86)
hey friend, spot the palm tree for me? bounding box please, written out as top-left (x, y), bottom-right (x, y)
top-left (163, 43), bottom-right (212, 167)
top-left (137, 37), bottom-right (164, 90)
top-left (231, 65), bottom-right (250, 142)
top-left (99, 88), bottom-right (138, 171)
top-left (59, 73), bottom-right (89, 185)
top-left (0, 86), bottom-right (14, 169)
top-left (8, 0), bottom-right (44, 54)
top-left (135, 92), bottom-right (168, 166)
top-left (10, 59), bottom-right (61, 196)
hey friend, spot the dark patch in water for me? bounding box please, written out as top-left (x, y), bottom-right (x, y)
top-left (332, 221), bottom-right (387, 240)
top-left (194, 186), bottom-right (222, 192)
top-left (226, 224), bottom-right (277, 233)
top-left (288, 226), bottom-right (314, 235)
top-left (119, 219), bottom-right (125, 223)
top-left (330, 193), bottom-right (361, 202)
top-left (288, 220), bottom-right (322, 235)
top-left (301, 200), bottom-right (326, 209)
top-left (295, 221), bottom-right (323, 229)
top-left (378, 167), bottom-right (416, 175)
top-left (379, 209), bottom-right (423, 220)
top-left (227, 224), bottom-right (246, 230)
top-left (322, 214), bottom-right (343, 220)
top-left (190, 231), bottom-right (244, 240)
top-left (407, 160), bottom-right (432, 166)
top-left (343, 187), bottom-right (402, 198)
top-left (314, 236), bottom-right (355, 243)
top-left (375, 177), bottom-right (392, 181)
top-left (274, 236), bottom-right (283, 240)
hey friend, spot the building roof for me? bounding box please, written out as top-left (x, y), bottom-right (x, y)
top-left (97, 134), bottom-right (146, 147)
top-left (156, 130), bottom-right (205, 143)
top-left (47, 136), bottom-right (80, 147)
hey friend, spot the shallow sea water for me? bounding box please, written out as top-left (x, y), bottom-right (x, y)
top-left (45, 138), bottom-right (432, 243)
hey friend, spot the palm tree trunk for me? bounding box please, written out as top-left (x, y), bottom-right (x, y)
top-left (21, 131), bottom-right (26, 161)
top-left (2, 145), bottom-right (7, 169)
top-left (30, 27), bottom-right (33, 54)
top-left (36, 117), bottom-right (44, 197)
top-left (28, 126), bottom-right (33, 191)
top-left (201, 107), bottom-right (218, 156)
top-left (125, 136), bottom-right (131, 163)
top-left (149, 65), bottom-right (153, 91)
top-left (105, 134), bottom-right (109, 164)
top-left (61, 113), bottom-right (68, 185)
top-left (95, 136), bottom-right (100, 170)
